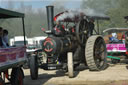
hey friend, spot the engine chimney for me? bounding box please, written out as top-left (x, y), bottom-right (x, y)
top-left (46, 6), bottom-right (54, 30)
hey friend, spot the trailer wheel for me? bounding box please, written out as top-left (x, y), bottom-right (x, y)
top-left (85, 35), bottom-right (107, 71)
top-left (0, 78), bottom-right (5, 85)
top-left (67, 52), bottom-right (74, 78)
top-left (11, 68), bottom-right (24, 85)
top-left (30, 54), bottom-right (38, 80)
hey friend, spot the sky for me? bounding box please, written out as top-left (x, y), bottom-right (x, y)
top-left (0, 0), bottom-right (83, 9)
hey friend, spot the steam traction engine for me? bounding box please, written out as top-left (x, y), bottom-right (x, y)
top-left (29, 6), bottom-right (108, 79)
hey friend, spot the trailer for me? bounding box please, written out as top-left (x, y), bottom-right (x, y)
top-left (102, 16), bottom-right (128, 64)
top-left (0, 8), bottom-right (26, 85)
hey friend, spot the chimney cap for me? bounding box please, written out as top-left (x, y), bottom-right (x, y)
top-left (46, 5), bottom-right (54, 8)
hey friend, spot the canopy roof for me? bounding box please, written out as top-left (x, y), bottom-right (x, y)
top-left (124, 16), bottom-right (128, 20)
top-left (86, 16), bottom-right (110, 20)
top-left (54, 10), bottom-right (110, 22)
top-left (0, 8), bottom-right (24, 19)
top-left (103, 28), bottom-right (128, 33)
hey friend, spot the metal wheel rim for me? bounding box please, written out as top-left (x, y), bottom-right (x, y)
top-left (76, 19), bottom-right (88, 46)
top-left (94, 37), bottom-right (106, 69)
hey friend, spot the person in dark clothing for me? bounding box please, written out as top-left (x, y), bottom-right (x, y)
top-left (125, 31), bottom-right (128, 51)
top-left (88, 18), bottom-right (94, 36)
top-left (3, 29), bottom-right (9, 46)
top-left (0, 27), bottom-right (3, 47)
top-left (124, 16), bottom-right (128, 23)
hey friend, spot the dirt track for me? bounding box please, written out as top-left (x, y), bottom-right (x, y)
top-left (24, 63), bottom-right (128, 85)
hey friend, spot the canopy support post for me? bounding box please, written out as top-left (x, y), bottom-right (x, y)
top-left (97, 20), bottom-right (100, 34)
top-left (22, 17), bottom-right (26, 45)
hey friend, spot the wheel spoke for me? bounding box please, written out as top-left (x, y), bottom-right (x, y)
top-left (79, 31), bottom-right (83, 35)
top-left (81, 35), bottom-right (85, 43)
top-left (95, 49), bottom-right (105, 55)
top-left (76, 20), bottom-right (88, 46)
top-left (94, 39), bottom-right (106, 68)
top-left (96, 40), bottom-right (102, 46)
top-left (86, 35), bottom-right (107, 71)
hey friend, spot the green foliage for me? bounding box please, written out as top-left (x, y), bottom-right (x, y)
top-left (2, 0), bottom-right (128, 38)
top-left (81, 0), bottom-right (128, 33)
top-left (107, 0), bottom-right (128, 28)
top-left (0, 1), bottom-right (66, 39)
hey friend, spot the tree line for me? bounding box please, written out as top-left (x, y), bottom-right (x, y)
top-left (0, 0), bottom-right (128, 39)
top-left (81, 0), bottom-right (128, 33)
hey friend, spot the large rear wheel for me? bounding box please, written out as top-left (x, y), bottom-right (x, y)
top-left (85, 35), bottom-right (107, 71)
top-left (76, 19), bottom-right (89, 46)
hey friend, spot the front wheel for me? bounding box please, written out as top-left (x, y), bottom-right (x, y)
top-left (30, 54), bottom-right (38, 80)
top-left (67, 52), bottom-right (74, 78)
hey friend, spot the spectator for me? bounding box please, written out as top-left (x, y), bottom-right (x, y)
top-left (0, 27), bottom-right (3, 47)
top-left (122, 32), bottom-right (125, 44)
top-left (111, 33), bottom-right (119, 43)
top-left (0, 27), bottom-right (7, 48)
top-left (125, 31), bottom-right (128, 50)
top-left (3, 29), bottom-right (9, 46)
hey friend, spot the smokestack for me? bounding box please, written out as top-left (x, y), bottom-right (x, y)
top-left (46, 6), bottom-right (54, 30)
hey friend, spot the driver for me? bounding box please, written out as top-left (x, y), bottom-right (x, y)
top-left (88, 18), bottom-right (94, 36)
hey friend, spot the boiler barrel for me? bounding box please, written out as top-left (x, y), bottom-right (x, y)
top-left (42, 37), bottom-right (71, 55)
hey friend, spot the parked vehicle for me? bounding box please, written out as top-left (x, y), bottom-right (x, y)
top-left (103, 28), bottom-right (128, 64)
top-left (10, 36), bottom-right (28, 47)
top-left (103, 16), bottom-right (128, 64)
